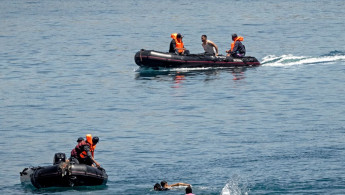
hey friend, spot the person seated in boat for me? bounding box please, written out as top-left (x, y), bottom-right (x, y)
top-left (160, 180), bottom-right (191, 190)
top-left (226, 33), bottom-right (246, 58)
top-left (70, 134), bottom-right (101, 167)
top-left (201, 34), bottom-right (218, 56)
top-left (169, 33), bottom-right (190, 55)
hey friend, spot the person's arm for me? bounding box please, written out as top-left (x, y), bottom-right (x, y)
top-left (169, 182), bottom-right (190, 187)
top-left (91, 157), bottom-right (101, 167)
top-left (84, 145), bottom-right (101, 167)
top-left (208, 40), bottom-right (219, 55)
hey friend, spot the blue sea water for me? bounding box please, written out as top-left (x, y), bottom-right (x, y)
top-left (1, 0), bottom-right (345, 194)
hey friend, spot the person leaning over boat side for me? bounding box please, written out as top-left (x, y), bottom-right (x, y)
top-left (72, 134), bottom-right (101, 167)
top-left (201, 34), bottom-right (218, 56)
top-left (169, 33), bottom-right (190, 55)
top-left (90, 136), bottom-right (99, 158)
top-left (226, 33), bottom-right (246, 57)
top-left (160, 180), bottom-right (191, 190)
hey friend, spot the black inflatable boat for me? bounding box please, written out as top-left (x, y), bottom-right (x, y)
top-left (134, 49), bottom-right (260, 69)
top-left (20, 153), bottom-right (108, 189)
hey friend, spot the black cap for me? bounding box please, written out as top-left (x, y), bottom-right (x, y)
top-left (77, 137), bottom-right (84, 142)
top-left (92, 136), bottom-right (99, 144)
top-left (232, 33), bottom-right (238, 38)
top-left (177, 33), bottom-right (183, 38)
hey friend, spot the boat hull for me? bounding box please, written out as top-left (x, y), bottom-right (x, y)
top-left (134, 49), bottom-right (260, 68)
top-left (20, 153), bottom-right (108, 189)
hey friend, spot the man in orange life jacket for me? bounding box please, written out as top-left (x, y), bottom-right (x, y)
top-left (169, 33), bottom-right (190, 55)
top-left (70, 134), bottom-right (100, 167)
top-left (226, 33), bottom-right (246, 58)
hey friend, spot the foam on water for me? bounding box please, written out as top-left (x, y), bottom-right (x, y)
top-left (220, 175), bottom-right (249, 195)
top-left (261, 51), bottom-right (345, 67)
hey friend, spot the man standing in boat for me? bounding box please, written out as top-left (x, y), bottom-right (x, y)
top-left (226, 33), bottom-right (246, 57)
top-left (201, 34), bottom-right (219, 56)
top-left (169, 33), bottom-right (189, 55)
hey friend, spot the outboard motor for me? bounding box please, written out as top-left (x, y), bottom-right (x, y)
top-left (53, 153), bottom-right (66, 165)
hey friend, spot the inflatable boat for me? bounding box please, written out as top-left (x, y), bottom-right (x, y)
top-left (134, 49), bottom-right (260, 69)
top-left (20, 153), bottom-right (108, 189)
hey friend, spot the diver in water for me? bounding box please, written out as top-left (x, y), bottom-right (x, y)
top-left (153, 183), bottom-right (163, 191)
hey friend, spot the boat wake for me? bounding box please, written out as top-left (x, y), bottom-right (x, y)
top-left (261, 50), bottom-right (345, 67)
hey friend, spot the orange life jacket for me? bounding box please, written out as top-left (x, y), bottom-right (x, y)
top-left (171, 33), bottom-right (184, 53)
top-left (77, 134), bottom-right (94, 159)
top-left (230, 36), bottom-right (244, 52)
top-left (80, 143), bottom-right (96, 158)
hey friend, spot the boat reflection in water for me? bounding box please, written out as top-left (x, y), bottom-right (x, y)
top-left (135, 66), bottom-right (249, 88)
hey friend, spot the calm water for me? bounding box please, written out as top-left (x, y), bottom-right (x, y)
top-left (1, 0), bottom-right (345, 194)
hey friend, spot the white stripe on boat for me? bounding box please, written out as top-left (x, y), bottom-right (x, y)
top-left (151, 51), bottom-right (172, 58)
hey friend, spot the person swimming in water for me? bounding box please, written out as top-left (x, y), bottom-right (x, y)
top-left (185, 186), bottom-right (195, 195)
top-left (153, 183), bottom-right (163, 191)
top-left (160, 180), bottom-right (191, 190)
top-left (154, 180), bottom-right (191, 191)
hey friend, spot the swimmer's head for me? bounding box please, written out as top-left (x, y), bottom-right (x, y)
top-left (186, 186), bottom-right (193, 194)
top-left (160, 180), bottom-right (167, 188)
top-left (153, 183), bottom-right (162, 191)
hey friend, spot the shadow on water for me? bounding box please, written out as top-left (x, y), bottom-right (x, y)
top-left (134, 66), bottom-right (249, 81)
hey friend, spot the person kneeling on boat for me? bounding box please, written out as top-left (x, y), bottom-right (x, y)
top-left (201, 34), bottom-right (219, 56)
top-left (226, 33), bottom-right (246, 58)
top-left (169, 33), bottom-right (190, 55)
top-left (70, 134), bottom-right (101, 167)
top-left (70, 137), bottom-right (84, 159)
